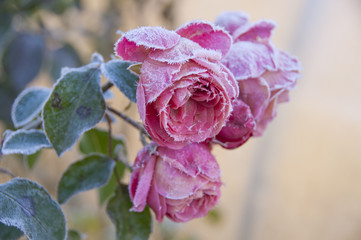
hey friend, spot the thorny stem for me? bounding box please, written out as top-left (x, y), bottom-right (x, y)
top-left (102, 81), bottom-right (114, 93)
top-left (0, 168), bottom-right (15, 178)
top-left (105, 113), bottom-right (122, 188)
top-left (107, 106), bottom-right (151, 140)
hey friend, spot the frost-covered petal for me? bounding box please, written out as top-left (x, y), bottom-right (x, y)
top-left (233, 20), bottom-right (276, 42)
top-left (222, 41), bottom-right (276, 80)
top-left (115, 26), bottom-right (180, 62)
top-left (129, 143), bottom-right (222, 223)
top-left (158, 144), bottom-right (220, 180)
top-left (238, 77), bottom-right (270, 121)
top-left (129, 147), bottom-right (157, 212)
top-left (139, 58), bottom-right (182, 103)
top-left (176, 20), bottom-right (232, 57)
top-left (149, 38), bottom-right (201, 64)
top-left (215, 11), bottom-right (249, 35)
top-left (216, 99), bottom-right (255, 149)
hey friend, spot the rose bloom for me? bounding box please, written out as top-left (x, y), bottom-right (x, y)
top-left (214, 12), bottom-right (301, 148)
top-left (129, 142), bottom-right (222, 223)
top-left (115, 21), bottom-right (238, 149)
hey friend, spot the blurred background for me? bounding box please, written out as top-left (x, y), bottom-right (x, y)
top-left (1, 0), bottom-right (361, 239)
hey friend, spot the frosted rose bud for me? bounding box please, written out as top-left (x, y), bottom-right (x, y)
top-left (129, 143), bottom-right (222, 223)
top-left (115, 21), bottom-right (238, 149)
top-left (216, 12), bottom-right (301, 136)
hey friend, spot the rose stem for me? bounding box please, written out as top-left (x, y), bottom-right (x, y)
top-left (0, 167), bottom-right (15, 178)
top-left (107, 106), bottom-right (151, 140)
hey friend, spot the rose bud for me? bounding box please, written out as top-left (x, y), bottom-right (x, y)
top-left (216, 12), bottom-right (301, 136)
top-left (115, 21), bottom-right (238, 149)
top-left (129, 142), bottom-right (222, 223)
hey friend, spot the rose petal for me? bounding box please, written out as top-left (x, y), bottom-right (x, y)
top-left (149, 38), bottom-right (201, 64)
top-left (215, 11), bottom-right (250, 35)
top-left (144, 104), bottom-right (186, 149)
top-left (176, 20), bottom-right (232, 57)
top-left (147, 179), bottom-right (167, 222)
top-left (216, 99), bottom-right (255, 149)
top-left (233, 20), bottom-right (276, 42)
top-left (238, 77), bottom-right (270, 121)
top-left (254, 97), bottom-right (277, 136)
top-left (115, 26), bottom-right (180, 61)
top-left (129, 149), bottom-right (157, 212)
top-left (154, 158), bottom-right (209, 200)
top-left (158, 144), bottom-right (221, 180)
top-left (140, 58), bottom-right (182, 103)
top-left (221, 41), bottom-right (276, 80)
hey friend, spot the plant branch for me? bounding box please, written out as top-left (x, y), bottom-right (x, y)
top-left (0, 167), bottom-right (15, 178)
top-left (102, 81), bottom-right (114, 93)
top-left (107, 106), bottom-right (151, 140)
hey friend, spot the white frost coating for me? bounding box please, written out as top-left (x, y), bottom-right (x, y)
top-left (0, 178), bottom-right (67, 240)
top-left (2, 129), bottom-right (51, 155)
top-left (11, 87), bottom-right (51, 128)
top-left (59, 60), bottom-right (101, 80)
top-left (91, 52), bottom-right (104, 65)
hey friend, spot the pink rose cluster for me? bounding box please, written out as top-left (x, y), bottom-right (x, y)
top-left (115, 11), bottom-right (301, 222)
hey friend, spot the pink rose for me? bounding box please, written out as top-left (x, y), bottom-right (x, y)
top-left (115, 21), bottom-right (239, 149)
top-left (129, 142), bottom-right (222, 223)
top-left (215, 12), bottom-right (301, 138)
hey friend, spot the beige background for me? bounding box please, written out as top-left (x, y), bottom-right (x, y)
top-left (1, 0), bottom-right (361, 239)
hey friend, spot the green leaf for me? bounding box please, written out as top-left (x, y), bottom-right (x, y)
top-left (57, 153), bottom-right (115, 204)
top-left (11, 87), bottom-right (51, 128)
top-left (43, 66), bottom-right (106, 156)
top-left (101, 60), bottom-right (139, 102)
top-left (98, 161), bottom-right (125, 205)
top-left (78, 128), bottom-right (126, 204)
top-left (66, 229), bottom-right (81, 240)
top-left (106, 184), bottom-right (152, 240)
top-left (3, 32), bottom-right (45, 92)
top-left (1, 129), bottom-right (51, 155)
top-left (79, 128), bottom-right (125, 157)
top-left (24, 150), bottom-right (42, 169)
top-left (0, 222), bottom-right (23, 240)
top-left (0, 178), bottom-right (66, 240)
